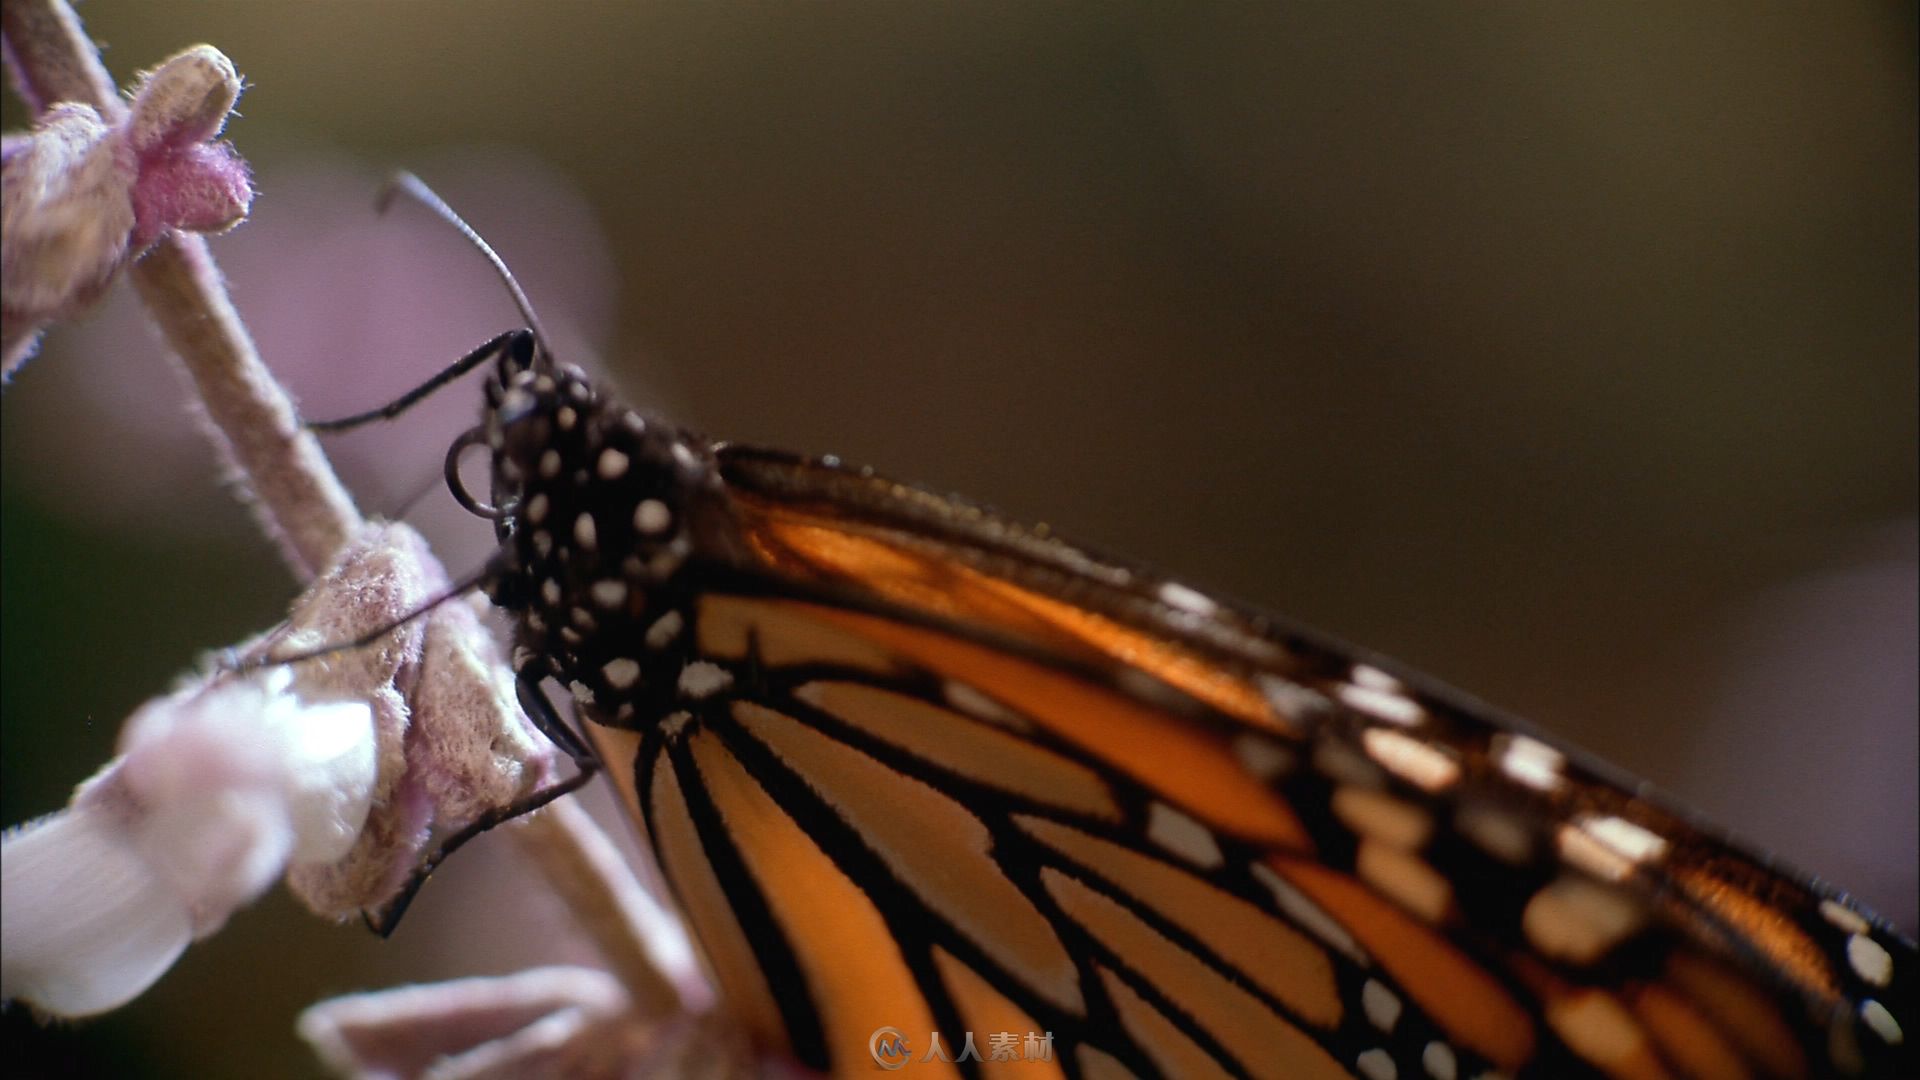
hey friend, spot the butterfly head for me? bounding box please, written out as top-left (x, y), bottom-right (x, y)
top-left (471, 333), bottom-right (717, 702)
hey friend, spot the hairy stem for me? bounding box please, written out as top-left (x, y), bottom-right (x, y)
top-left (2, 0), bottom-right (676, 1019)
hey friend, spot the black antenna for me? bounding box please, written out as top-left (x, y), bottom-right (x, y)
top-left (307, 173), bottom-right (554, 434)
top-left (379, 172), bottom-right (554, 351)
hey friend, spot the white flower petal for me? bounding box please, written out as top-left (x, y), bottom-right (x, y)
top-left (271, 698), bottom-right (379, 865)
top-left (1, 802), bottom-right (192, 1017)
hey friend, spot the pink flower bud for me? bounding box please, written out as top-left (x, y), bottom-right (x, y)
top-left (1, 45), bottom-right (252, 375)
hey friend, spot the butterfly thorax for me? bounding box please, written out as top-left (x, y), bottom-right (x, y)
top-left (477, 352), bottom-right (721, 727)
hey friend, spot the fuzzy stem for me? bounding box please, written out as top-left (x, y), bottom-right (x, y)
top-left (3, 0), bottom-right (672, 1017)
top-left (125, 238), bottom-right (360, 576)
top-left (508, 802), bottom-right (684, 1017)
top-left (1, 0), bottom-right (116, 117)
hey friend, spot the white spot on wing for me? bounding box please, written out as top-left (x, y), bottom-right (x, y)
top-left (1456, 804), bottom-right (1533, 865)
top-left (1558, 815), bottom-right (1667, 882)
top-left (1821, 899), bottom-right (1870, 935)
top-left (1352, 664), bottom-right (1398, 691)
top-left (526, 493), bottom-right (549, 523)
top-left (569, 680), bottom-right (595, 706)
top-left (574, 513), bottom-right (598, 550)
top-left (1522, 877), bottom-right (1645, 965)
top-left (1339, 681), bottom-right (1424, 726)
top-left (942, 682), bottom-right (1029, 731)
top-left (1362, 979), bottom-right (1401, 1032)
top-left (1860, 998), bottom-right (1904, 1045)
top-left (679, 661), bottom-right (733, 699)
top-left (1146, 803), bottom-right (1224, 870)
top-left (539, 449), bottom-right (561, 478)
top-left (1494, 734), bottom-right (1564, 792)
top-left (1422, 1042), bottom-right (1457, 1080)
top-left (1251, 862), bottom-right (1368, 964)
top-left (1257, 675), bottom-right (1333, 732)
top-left (1362, 727), bottom-right (1459, 791)
top-left (1356, 1048), bottom-right (1397, 1080)
top-left (1157, 582), bottom-right (1216, 615)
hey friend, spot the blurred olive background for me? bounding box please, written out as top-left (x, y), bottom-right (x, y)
top-left (3, 4), bottom-right (1915, 1077)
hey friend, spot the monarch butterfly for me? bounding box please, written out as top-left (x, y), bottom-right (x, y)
top-left (333, 178), bottom-right (1913, 1080)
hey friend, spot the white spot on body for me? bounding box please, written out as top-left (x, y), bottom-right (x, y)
top-left (635, 499), bottom-right (672, 536)
top-left (591, 580), bottom-right (628, 609)
top-left (560, 627), bottom-right (583, 646)
top-left (603, 658), bottom-right (641, 690)
top-left (1146, 803), bottom-right (1224, 869)
top-left (1362, 979), bottom-right (1402, 1032)
top-left (645, 610), bottom-right (685, 649)
top-left (541, 579), bottom-right (562, 606)
top-left (569, 680), bottom-right (595, 706)
top-left (1422, 1042), bottom-right (1457, 1080)
top-left (571, 607), bottom-right (595, 629)
top-left (557, 406), bottom-right (577, 430)
top-left (1848, 934), bottom-right (1893, 987)
top-left (1356, 1048), bottom-right (1397, 1080)
top-left (679, 661), bottom-right (734, 700)
top-left (532, 531), bottom-right (553, 557)
top-left (574, 513), bottom-right (598, 550)
top-left (526, 493), bottom-right (549, 523)
top-left (1362, 727), bottom-right (1460, 791)
top-left (598, 448), bottom-right (630, 479)
top-left (511, 645), bottom-right (535, 670)
top-left (539, 450), bottom-right (561, 478)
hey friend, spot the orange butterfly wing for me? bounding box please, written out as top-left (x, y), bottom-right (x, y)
top-left (564, 445), bottom-right (1913, 1079)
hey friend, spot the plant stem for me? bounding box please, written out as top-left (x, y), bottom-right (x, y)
top-left (2, 0), bottom-right (678, 1020)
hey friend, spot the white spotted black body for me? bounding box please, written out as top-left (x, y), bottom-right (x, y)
top-left (476, 336), bottom-right (729, 728)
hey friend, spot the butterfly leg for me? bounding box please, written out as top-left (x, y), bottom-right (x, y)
top-left (365, 673), bottom-right (601, 936)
